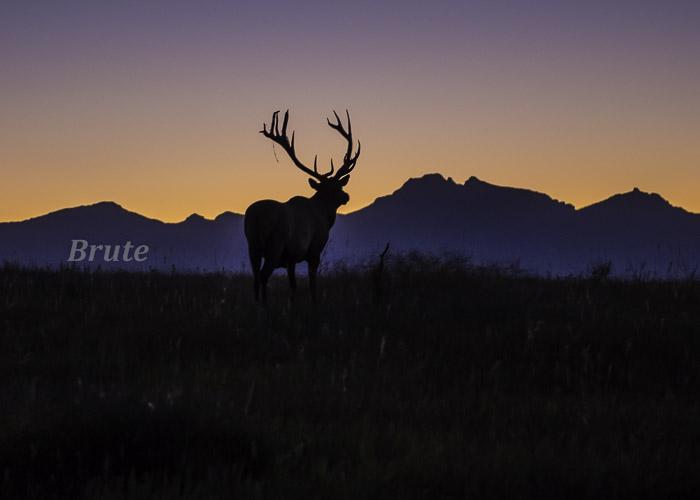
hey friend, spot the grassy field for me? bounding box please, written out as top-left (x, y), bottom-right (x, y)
top-left (1, 257), bottom-right (700, 499)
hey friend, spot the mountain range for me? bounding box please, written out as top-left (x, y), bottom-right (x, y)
top-left (1, 173), bottom-right (699, 277)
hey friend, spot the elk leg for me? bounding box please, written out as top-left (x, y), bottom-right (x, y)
top-left (248, 248), bottom-right (262, 302)
top-left (308, 258), bottom-right (319, 303)
top-left (287, 263), bottom-right (297, 299)
top-left (259, 260), bottom-right (276, 306)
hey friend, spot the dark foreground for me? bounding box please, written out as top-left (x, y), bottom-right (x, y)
top-left (1, 258), bottom-right (699, 499)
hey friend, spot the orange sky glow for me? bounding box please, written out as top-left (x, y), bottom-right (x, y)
top-left (1, 1), bottom-right (698, 222)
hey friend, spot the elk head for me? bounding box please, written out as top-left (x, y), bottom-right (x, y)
top-left (260, 110), bottom-right (361, 208)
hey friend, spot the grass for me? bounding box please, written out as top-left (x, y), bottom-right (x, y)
top-left (1, 257), bottom-right (700, 498)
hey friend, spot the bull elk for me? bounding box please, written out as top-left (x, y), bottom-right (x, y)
top-left (244, 110), bottom-right (361, 304)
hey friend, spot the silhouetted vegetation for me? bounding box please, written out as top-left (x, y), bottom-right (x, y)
top-left (1, 258), bottom-right (700, 498)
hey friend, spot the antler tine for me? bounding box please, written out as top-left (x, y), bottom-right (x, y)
top-left (327, 109), bottom-right (360, 180)
top-left (345, 109), bottom-right (352, 141)
top-left (311, 155), bottom-right (335, 178)
top-left (327, 110), bottom-right (350, 139)
top-left (261, 110), bottom-right (278, 136)
top-left (335, 140), bottom-right (360, 179)
top-left (281, 109), bottom-right (289, 136)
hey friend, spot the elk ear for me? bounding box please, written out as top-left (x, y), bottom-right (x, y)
top-left (338, 176), bottom-right (350, 187)
top-left (308, 178), bottom-right (321, 190)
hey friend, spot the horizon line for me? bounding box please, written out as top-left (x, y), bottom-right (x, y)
top-left (0, 172), bottom-right (693, 224)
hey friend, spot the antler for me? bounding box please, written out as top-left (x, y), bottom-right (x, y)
top-left (327, 110), bottom-right (361, 181)
top-left (260, 110), bottom-right (334, 181)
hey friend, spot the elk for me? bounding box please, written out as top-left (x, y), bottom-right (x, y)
top-left (244, 110), bottom-right (361, 304)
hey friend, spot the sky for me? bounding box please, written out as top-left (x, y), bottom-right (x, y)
top-left (1, 0), bottom-right (699, 222)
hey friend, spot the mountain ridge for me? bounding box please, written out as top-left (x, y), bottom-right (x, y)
top-left (1, 173), bottom-right (698, 276)
top-left (3, 173), bottom-right (693, 225)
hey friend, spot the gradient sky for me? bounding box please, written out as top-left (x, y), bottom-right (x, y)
top-left (1, 0), bottom-right (699, 222)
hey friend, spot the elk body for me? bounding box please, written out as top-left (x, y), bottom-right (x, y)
top-left (244, 110), bottom-right (360, 304)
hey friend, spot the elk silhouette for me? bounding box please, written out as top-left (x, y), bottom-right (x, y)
top-left (244, 110), bottom-right (360, 304)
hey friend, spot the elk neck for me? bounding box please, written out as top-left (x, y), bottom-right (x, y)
top-left (310, 192), bottom-right (342, 229)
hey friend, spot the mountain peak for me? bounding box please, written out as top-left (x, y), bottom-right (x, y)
top-left (184, 213), bottom-right (208, 223)
top-left (390, 173), bottom-right (459, 199)
top-left (464, 175), bottom-right (482, 185)
top-left (618, 187), bottom-right (669, 206)
top-left (403, 173), bottom-right (455, 187)
top-left (214, 211), bottom-right (241, 222)
top-left (463, 175), bottom-right (500, 191)
top-left (92, 201), bottom-right (123, 209)
top-left (78, 201), bottom-right (126, 214)
top-left (45, 200), bottom-right (129, 220)
top-left (581, 187), bottom-right (677, 217)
